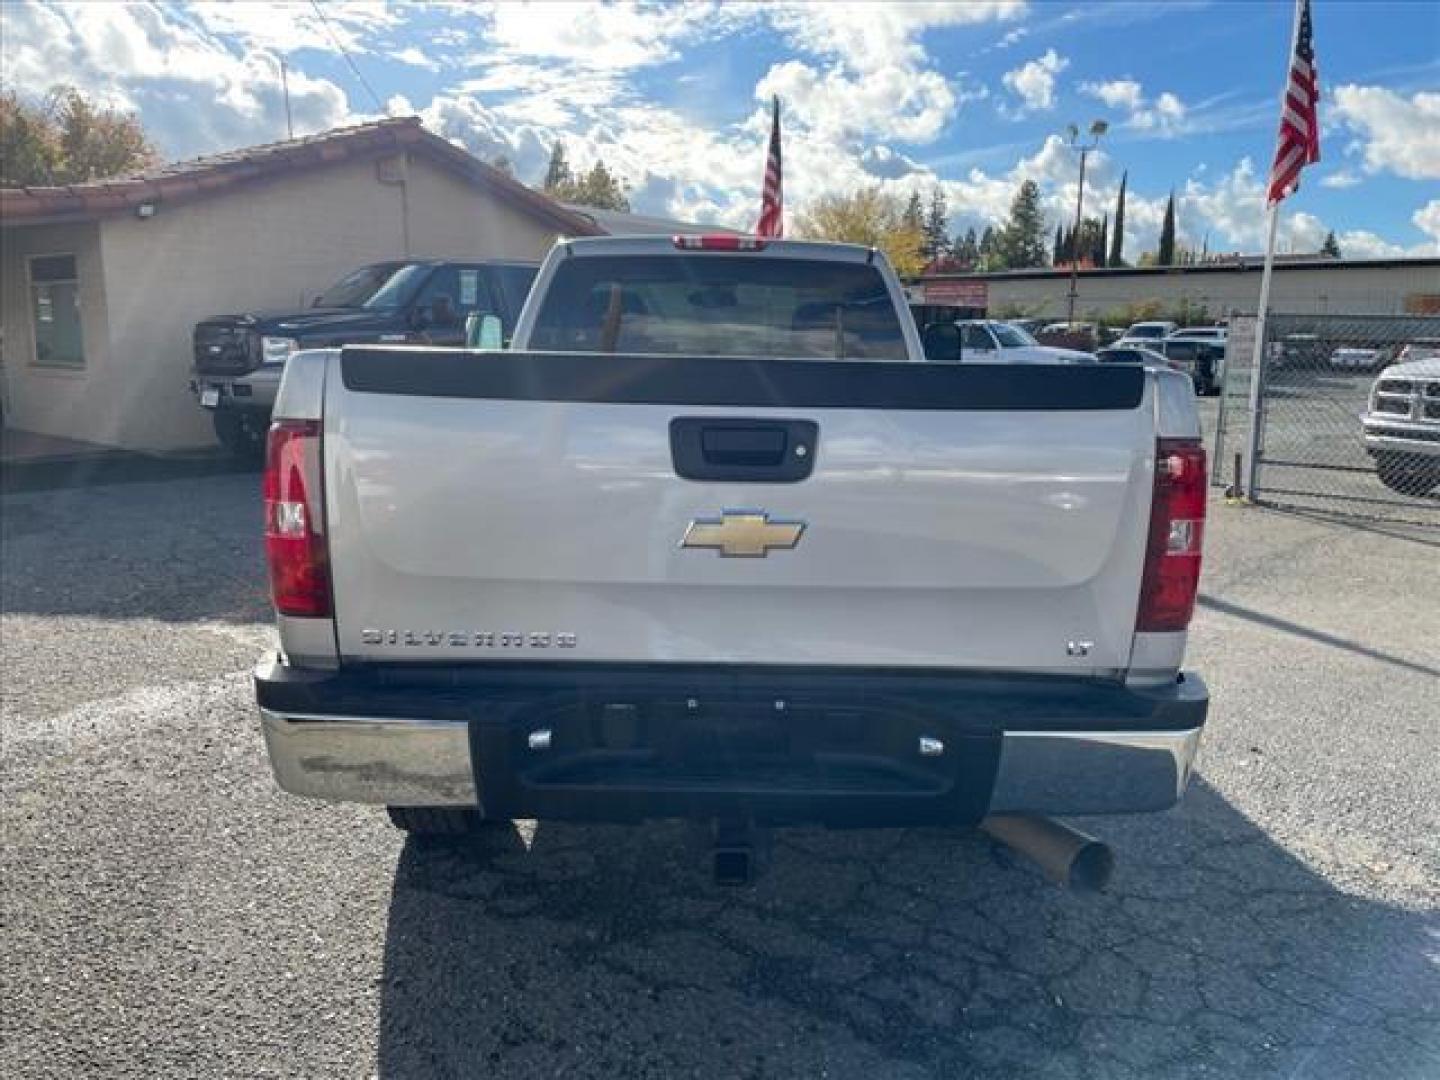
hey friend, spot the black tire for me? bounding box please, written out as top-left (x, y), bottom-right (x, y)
top-left (1375, 454), bottom-right (1440, 496)
top-left (386, 805), bottom-right (498, 836)
top-left (212, 409), bottom-right (266, 464)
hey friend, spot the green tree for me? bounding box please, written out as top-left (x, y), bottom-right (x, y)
top-left (1095, 212), bottom-right (1109, 268)
top-left (1108, 170), bottom-right (1128, 267)
top-left (902, 190), bottom-right (924, 234)
top-left (922, 186), bottom-right (950, 261)
top-left (541, 140), bottom-right (572, 193)
top-left (541, 143), bottom-right (631, 211)
top-left (0, 86), bottom-right (158, 187)
top-left (1052, 225), bottom-right (1064, 266)
top-left (1157, 191), bottom-right (1177, 266)
top-left (998, 180), bottom-right (1048, 269)
top-left (977, 224), bottom-right (1008, 271)
top-left (793, 186), bottom-right (926, 277)
top-left (952, 226), bottom-right (979, 268)
top-left (568, 159), bottom-right (631, 211)
top-left (1320, 230), bottom-right (1341, 258)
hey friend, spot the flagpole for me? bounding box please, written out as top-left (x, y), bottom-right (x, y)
top-left (1242, 0), bottom-right (1307, 502)
top-left (1242, 195), bottom-right (1280, 500)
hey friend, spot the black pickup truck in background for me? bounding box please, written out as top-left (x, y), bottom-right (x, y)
top-left (191, 259), bottom-right (538, 460)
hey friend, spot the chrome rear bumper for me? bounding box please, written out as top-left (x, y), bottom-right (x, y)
top-left (258, 709), bottom-right (1202, 817)
top-left (260, 709), bottom-right (476, 806)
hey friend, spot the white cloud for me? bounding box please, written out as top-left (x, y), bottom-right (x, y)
top-left (1319, 170), bottom-right (1362, 189)
top-left (766, 1), bottom-right (1025, 73)
top-left (479, 0), bottom-right (736, 71)
top-left (1080, 78), bottom-right (1143, 111)
top-left (392, 46), bottom-right (440, 72)
top-left (1080, 78), bottom-right (1188, 136)
top-left (1414, 200), bottom-right (1440, 246)
top-left (1002, 49), bottom-right (1068, 113)
top-left (0, 1), bottom-right (359, 158)
top-left (1331, 85), bottom-right (1440, 180)
top-left (991, 26), bottom-right (1030, 51)
top-left (184, 0), bottom-right (399, 56)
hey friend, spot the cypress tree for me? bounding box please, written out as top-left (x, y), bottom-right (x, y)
top-left (1108, 170), bottom-right (1128, 267)
top-left (1157, 191), bottom-right (1177, 266)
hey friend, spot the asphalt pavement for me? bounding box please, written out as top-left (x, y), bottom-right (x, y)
top-left (3, 439), bottom-right (1438, 1078)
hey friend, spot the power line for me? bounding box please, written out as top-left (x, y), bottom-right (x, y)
top-left (307, 0), bottom-right (387, 116)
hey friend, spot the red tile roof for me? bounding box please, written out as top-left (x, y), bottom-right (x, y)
top-left (0, 117), bottom-right (602, 235)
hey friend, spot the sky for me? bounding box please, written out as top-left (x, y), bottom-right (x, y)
top-left (4, 1), bottom-right (1438, 259)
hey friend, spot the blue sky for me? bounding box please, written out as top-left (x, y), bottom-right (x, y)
top-left (5, 1), bottom-right (1438, 258)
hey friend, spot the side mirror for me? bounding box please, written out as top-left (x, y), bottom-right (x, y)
top-left (921, 322), bottom-right (963, 363)
top-left (467, 313), bottom-right (503, 350)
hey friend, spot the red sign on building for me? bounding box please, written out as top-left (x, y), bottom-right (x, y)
top-left (921, 280), bottom-right (988, 307)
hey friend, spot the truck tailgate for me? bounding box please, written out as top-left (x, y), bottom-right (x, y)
top-left (324, 350), bottom-right (1153, 673)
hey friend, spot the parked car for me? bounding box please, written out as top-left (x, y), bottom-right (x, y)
top-left (191, 259), bottom-right (538, 460)
top-left (254, 234), bottom-right (1208, 885)
top-left (1096, 345), bottom-right (1175, 370)
top-left (1035, 321), bottom-right (1101, 352)
top-left (1328, 345), bottom-right (1390, 371)
top-left (1167, 326), bottom-right (1227, 344)
top-left (1116, 320), bottom-right (1178, 346)
top-left (922, 319), bottom-right (1094, 363)
top-left (1272, 332), bottom-right (1326, 370)
top-left (1361, 356), bottom-right (1440, 495)
top-left (1395, 339), bottom-right (1440, 364)
top-left (1157, 339), bottom-right (1226, 395)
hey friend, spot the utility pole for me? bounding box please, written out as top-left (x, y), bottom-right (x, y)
top-left (1065, 119), bottom-right (1108, 326)
top-left (280, 57), bottom-right (294, 140)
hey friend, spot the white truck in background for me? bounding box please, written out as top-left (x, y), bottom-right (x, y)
top-left (254, 235), bottom-right (1209, 885)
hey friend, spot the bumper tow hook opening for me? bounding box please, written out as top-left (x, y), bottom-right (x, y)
top-left (981, 815), bottom-right (1115, 892)
top-left (704, 819), bottom-right (770, 887)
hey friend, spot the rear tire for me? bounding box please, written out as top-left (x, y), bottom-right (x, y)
top-left (1375, 454), bottom-right (1440, 496)
top-left (386, 805), bottom-right (498, 836)
top-left (212, 409), bottom-right (266, 465)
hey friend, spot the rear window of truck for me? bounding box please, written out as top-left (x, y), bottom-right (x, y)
top-left (528, 255), bottom-right (909, 361)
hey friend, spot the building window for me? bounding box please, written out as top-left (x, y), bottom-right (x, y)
top-left (29, 254), bottom-right (85, 369)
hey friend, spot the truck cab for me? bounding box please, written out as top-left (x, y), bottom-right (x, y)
top-left (191, 259), bottom-right (537, 459)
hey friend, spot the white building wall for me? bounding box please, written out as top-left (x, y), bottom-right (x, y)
top-left (926, 264), bottom-right (1440, 322)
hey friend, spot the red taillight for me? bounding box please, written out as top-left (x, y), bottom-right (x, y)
top-left (263, 419), bottom-right (331, 617)
top-left (1136, 438), bottom-right (1206, 632)
top-left (672, 234), bottom-right (768, 251)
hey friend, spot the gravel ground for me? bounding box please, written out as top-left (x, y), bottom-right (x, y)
top-left (3, 449), bottom-right (1437, 1079)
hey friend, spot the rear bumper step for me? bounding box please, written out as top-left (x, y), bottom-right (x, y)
top-left (255, 659), bottom-right (1207, 824)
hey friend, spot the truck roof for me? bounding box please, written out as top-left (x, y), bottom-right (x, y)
top-left (558, 234), bottom-right (883, 264)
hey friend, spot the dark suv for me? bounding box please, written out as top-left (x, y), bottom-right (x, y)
top-left (191, 259), bottom-right (537, 459)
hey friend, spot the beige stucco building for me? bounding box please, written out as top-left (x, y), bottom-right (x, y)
top-left (0, 118), bottom-right (602, 452)
top-left (912, 257), bottom-right (1440, 324)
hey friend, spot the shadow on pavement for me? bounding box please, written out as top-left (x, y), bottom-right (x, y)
top-left (377, 780), bottom-right (1439, 1079)
top-left (1197, 595), bottom-right (1440, 679)
top-left (1, 448), bottom-right (255, 494)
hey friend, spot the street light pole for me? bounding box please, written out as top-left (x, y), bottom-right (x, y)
top-left (1065, 120), bottom-right (1107, 327)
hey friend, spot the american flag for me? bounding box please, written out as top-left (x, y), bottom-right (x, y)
top-left (1266, 0), bottom-right (1321, 206)
top-left (755, 96), bottom-right (783, 238)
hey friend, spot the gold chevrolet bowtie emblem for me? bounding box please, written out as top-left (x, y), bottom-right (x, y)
top-left (681, 511), bottom-right (806, 558)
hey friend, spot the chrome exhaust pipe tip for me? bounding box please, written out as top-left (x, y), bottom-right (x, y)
top-left (981, 814), bottom-right (1115, 892)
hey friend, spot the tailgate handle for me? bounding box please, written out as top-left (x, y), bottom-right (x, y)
top-left (702, 426), bottom-right (786, 466)
top-left (671, 418), bottom-right (818, 483)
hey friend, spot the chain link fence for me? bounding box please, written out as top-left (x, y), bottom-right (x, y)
top-left (1216, 312), bottom-right (1440, 525)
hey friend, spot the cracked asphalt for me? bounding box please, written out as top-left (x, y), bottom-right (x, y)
top-left (3, 448), bottom-right (1437, 1078)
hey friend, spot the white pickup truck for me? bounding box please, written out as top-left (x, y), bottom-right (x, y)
top-left (255, 235), bottom-right (1209, 882)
